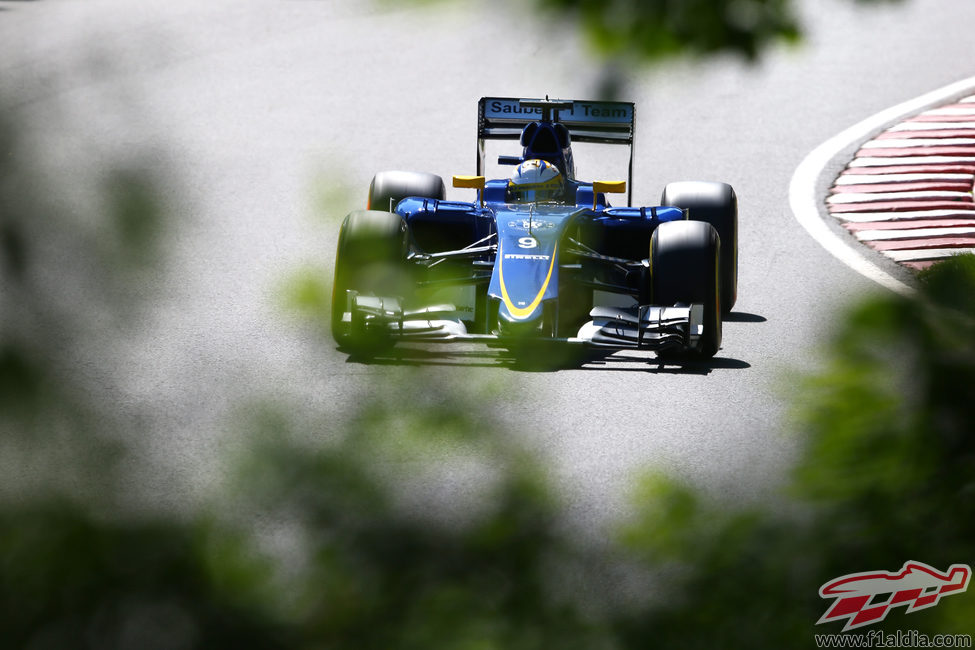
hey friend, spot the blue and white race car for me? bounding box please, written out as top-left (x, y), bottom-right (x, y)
top-left (331, 97), bottom-right (737, 359)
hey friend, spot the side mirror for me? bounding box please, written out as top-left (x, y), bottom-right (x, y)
top-left (591, 181), bottom-right (626, 210)
top-left (453, 175), bottom-right (486, 206)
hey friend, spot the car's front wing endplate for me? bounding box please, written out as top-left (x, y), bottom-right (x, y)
top-left (572, 305), bottom-right (703, 351)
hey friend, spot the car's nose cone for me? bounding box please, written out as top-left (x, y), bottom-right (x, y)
top-left (497, 309), bottom-right (545, 338)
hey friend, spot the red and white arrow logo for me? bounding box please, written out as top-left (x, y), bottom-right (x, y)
top-left (818, 561), bottom-right (970, 631)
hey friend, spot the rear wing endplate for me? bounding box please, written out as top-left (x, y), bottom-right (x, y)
top-left (477, 97), bottom-right (635, 205)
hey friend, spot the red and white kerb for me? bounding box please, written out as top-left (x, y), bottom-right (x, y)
top-left (829, 95), bottom-right (975, 271)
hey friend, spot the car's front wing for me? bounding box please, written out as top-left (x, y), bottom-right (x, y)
top-left (342, 293), bottom-right (704, 352)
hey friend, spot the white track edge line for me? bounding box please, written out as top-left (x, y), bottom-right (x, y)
top-left (855, 226), bottom-right (975, 241)
top-left (836, 174), bottom-right (973, 184)
top-left (788, 76), bottom-right (975, 296)
top-left (864, 138), bottom-right (975, 147)
top-left (832, 209), bottom-right (975, 222)
top-left (886, 247), bottom-right (975, 262)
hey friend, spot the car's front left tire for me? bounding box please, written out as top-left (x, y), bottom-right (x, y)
top-left (661, 181), bottom-right (737, 315)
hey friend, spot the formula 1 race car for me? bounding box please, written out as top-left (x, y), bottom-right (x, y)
top-left (331, 97), bottom-right (737, 359)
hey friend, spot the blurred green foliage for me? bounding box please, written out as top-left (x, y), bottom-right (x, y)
top-left (6, 1), bottom-right (975, 643)
top-left (0, 106), bottom-right (156, 507)
top-left (221, 391), bottom-right (619, 650)
top-left (532, 0), bottom-right (800, 62)
top-left (386, 0), bottom-right (902, 68)
top-left (612, 256), bottom-right (975, 646)
top-left (524, 0), bottom-right (902, 64)
top-left (0, 504), bottom-right (287, 650)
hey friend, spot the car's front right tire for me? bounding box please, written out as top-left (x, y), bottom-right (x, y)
top-left (650, 219), bottom-right (722, 359)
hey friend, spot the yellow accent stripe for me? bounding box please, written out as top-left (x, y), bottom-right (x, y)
top-left (498, 241), bottom-right (558, 319)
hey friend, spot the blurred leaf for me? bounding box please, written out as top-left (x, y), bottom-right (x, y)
top-left (528, 0), bottom-right (802, 63)
top-left (281, 265), bottom-right (333, 318)
top-left (104, 168), bottom-right (164, 266)
top-left (0, 503), bottom-right (286, 650)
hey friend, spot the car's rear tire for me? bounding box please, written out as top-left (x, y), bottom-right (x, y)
top-left (331, 209), bottom-right (410, 352)
top-left (661, 181), bottom-right (737, 314)
top-left (650, 220), bottom-right (721, 359)
top-left (368, 170), bottom-right (445, 212)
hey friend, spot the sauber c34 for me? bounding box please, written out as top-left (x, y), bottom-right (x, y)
top-left (331, 97), bottom-right (738, 359)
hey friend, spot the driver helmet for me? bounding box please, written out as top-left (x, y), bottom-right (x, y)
top-left (508, 159), bottom-right (563, 203)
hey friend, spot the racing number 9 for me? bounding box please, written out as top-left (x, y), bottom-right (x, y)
top-left (518, 237), bottom-right (537, 249)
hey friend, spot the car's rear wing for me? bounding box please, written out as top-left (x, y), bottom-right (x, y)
top-left (477, 97), bottom-right (635, 205)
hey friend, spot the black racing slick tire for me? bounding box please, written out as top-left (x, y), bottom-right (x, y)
top-left (368, 170), bottom-right (445, 212)
top-left (651, 220), bottom-right (722, 359)
top-left (331, 209), bottom-right (409, 351)
top-left (661, 181), bottom-right (738, 314)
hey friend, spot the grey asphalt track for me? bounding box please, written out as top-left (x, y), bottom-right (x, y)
top-left (2, 0), bottom-right (974, 524)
